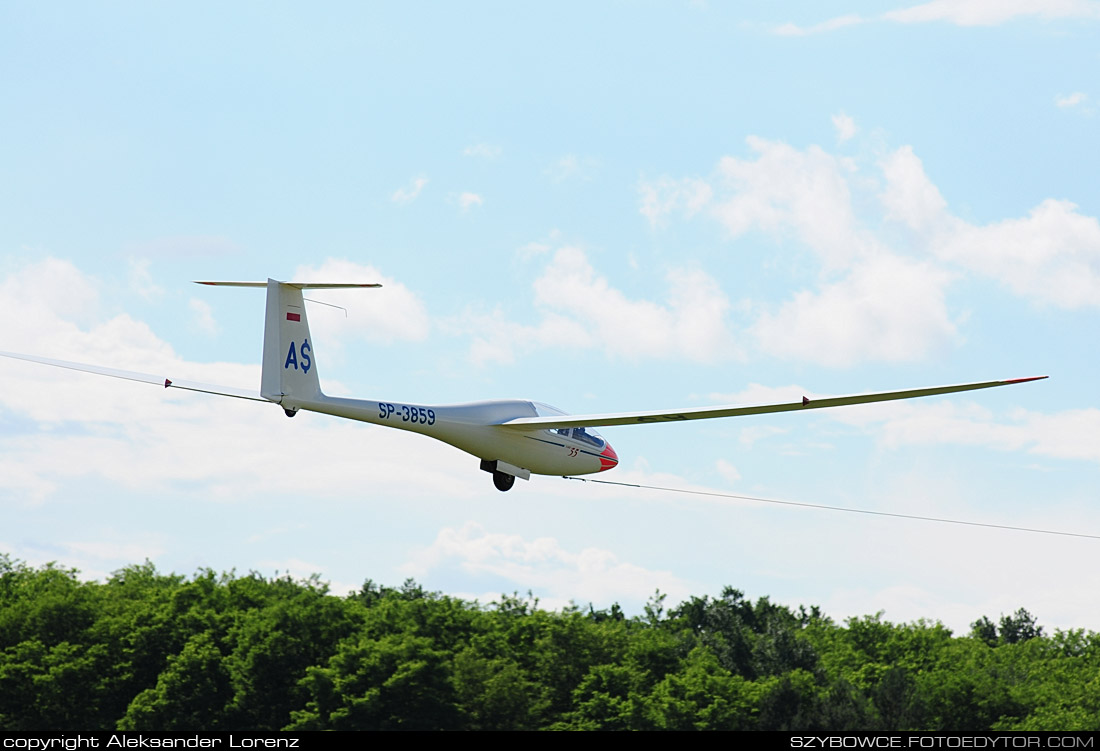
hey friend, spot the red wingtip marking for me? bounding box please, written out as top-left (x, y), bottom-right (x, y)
top-left (1003, 376), bottom-right (1049, 384)
top-left (164, 379), bottom-right (172, 388)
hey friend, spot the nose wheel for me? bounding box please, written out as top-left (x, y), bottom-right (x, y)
top-left (492, 471), bottom-right (515, 492)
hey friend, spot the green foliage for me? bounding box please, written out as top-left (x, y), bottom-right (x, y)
top-left (2, 553), bottom-right (1098, 731)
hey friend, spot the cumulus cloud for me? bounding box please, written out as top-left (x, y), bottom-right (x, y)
top-left (460, 246), bottom-right (740, 365)
top-left (877, 146), bottom-right (1100, 307)
top-left (774, 14), bottom-right (865, 35)
top-left (715, 459), bottom-right (742, 484)
top-left (403, 521), bottom-right (696, 607)
top-left (187, 298), bottom-right (219, 335)
top-left (546, 155), bottom-right (599, 183)
top-left (128, 258), bottom-right (164, 301)
top-left (932, 199), bottom-right (1100, 308)
top-left (638, 176), bottom-right (712, 228)
top-left (878, 146), bottom-right (949, 232)
top-left (883, 0), bottom-right (1100, 26)
top-left (0, 259), bottom-right (471, 503)
top-left (752, 256), bottom-right (959, 366)
top-left (291, 259), bottom-right (431, 347)
top-left (641, 125), bottom-right (1100, 365)
top-left (457, 191), bottom-right (483, 211)
top-left (777, 0), bottom-right (1100, 34)
top-left (706, 380), bottom-right (1092, 468)
top-left (832, 112), bottom-right (858, 143)
top-left (827, 398), bottom-right (1100, 465)
top-left (392, 177), bottom-right (428, 204)
top-left (1056, 92), bottom-right (1088, 108)
top-left (712, 136), bottom-right (875, 268)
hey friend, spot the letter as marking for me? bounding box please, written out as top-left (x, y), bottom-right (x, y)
top-left (300, 339), bottom-right (311, 374)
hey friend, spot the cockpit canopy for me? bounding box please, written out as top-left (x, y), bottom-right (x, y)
top-left (532, 402), bottom-right (607, 450)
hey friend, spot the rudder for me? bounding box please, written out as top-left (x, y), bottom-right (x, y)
top-left (261, 279), bottom-right (322, 404)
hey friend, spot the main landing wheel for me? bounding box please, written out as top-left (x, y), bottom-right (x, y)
top-left (284, 408), bottom-right (298, 418)
top-left (493, 471), bottom-right (515, 492)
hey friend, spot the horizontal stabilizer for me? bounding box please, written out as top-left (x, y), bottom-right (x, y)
top-left (0, 350), bottom-right (267, 402)
top-left (499, 377), bottom-right (1049, 430)
top-left (195, 281), bottom-right (381, 289)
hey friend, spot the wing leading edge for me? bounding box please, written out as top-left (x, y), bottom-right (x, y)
top-left (498, 377), bottom-right (1048, 431)
top-left (0, 351), bottom-right (267, 402)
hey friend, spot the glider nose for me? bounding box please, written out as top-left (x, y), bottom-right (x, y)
top-left (598, 442), bottom-right (618, 472)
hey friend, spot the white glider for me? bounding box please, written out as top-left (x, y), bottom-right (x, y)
top-left (1, 279), bottom-right (1046, 491)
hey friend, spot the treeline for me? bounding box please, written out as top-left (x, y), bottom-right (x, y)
top-left (1, 555), bottom-right (1097, 731)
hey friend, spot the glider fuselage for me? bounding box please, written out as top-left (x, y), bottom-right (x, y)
top-left (283, 394), bottom-right (619, 478)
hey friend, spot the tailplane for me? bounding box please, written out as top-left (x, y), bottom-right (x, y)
top-left (195, 279), bottom-right (381, 407)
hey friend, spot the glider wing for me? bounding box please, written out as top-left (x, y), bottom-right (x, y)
top-left (0, 350), bottom-right (267, 402)
top-left (498, 377), bottom-right (1048, 430)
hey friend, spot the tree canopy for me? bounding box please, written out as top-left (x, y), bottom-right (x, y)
top-left (0, 554), bottom-right (1094, 731)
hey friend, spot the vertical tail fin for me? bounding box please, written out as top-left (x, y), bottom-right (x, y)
top-left (195, 279), bottom-right (381, 407)
top-left (261, 279), bottom-right (322, 403)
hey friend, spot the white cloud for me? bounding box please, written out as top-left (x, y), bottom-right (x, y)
top-left (461, 246), bottom-right (740, 366)
top-left (831, 398), bottom-right (1100, 465)
top-left (777, 1), bottom-right (1100, 35)
top-left (403, 522), bottom-right (696, 606)
top-left (457, 191), bottom-right (483, 211)
top-left (879, 146), bottom-right (949, 232)
top-left (546, 154), bottom-right (599, 183)
top-left (1056, 91), bottom-right (1088, 108)
top-left (715, 459), bottom-right (742, 484)
top-left (712, 136), bottom-right (875, 268)
top-left (0, 257), bottom-right (101, 334)
top-left (638, 176), bottom-right (712, 228)
top-left (0, 258), bottom-right (458, 503)
top-left (641, 130), bottom-right (1100, 369)
top-left (128, 258), bottom-right (164, 301)
top-left (752, 255), bottom-right (959, 367)
top-left (933, 199), bottom-right (1100, 308)
top-left (66, 539), bottom-right (167, 564)
top-left (832, 112), bottom-right (857, 143)
top-left (392, 177), bottom-right (428, 204)
top-left (187, 298), bottom-right (219, 335)
top-left (463, 143), bottom-right (501, 159)
top-left (291, 259), bottom-right (431, 346)
top-left (706, 380), bottom-right (1090, 466)
top-left (517, 241), bottom-right (552, 259)
top-left (774, 14), bottom-right (865, 36)
top-left (883, 0), bottom-right (1100, 26)
top-left (877, 146), bottom-right (1100, 307)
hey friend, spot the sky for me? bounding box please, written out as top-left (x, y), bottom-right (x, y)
top-left (1, 0), bottom-right (1099, 634)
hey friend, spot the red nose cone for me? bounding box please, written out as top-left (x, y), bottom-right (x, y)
top-left (598, 443), bottom-right (619, 472)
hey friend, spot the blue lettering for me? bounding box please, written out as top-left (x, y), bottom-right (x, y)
top-left (285, 342), bottom-right (298, 370)
top-left (300, 339), bottom-right (312, 374)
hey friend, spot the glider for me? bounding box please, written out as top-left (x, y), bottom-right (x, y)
top-left (0, 279), bottom-right (1047, 491)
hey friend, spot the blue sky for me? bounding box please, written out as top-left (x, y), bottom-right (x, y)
top-left (2, 1), bottom-right (1099, 632)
